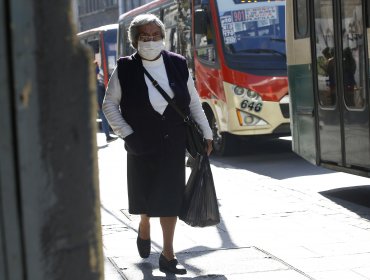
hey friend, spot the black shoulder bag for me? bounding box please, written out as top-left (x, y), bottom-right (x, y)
top-left (142, 67), bottom-right (206, 158)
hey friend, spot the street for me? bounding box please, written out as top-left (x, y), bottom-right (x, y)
top-left (97, 133), bottom-right (370, 280)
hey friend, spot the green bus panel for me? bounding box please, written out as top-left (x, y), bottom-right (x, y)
top-left (288, 63), bottom-right (317, 164)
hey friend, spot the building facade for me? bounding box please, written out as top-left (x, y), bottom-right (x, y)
top-left (74, 0), bottom-right (152, 32)
top-left (77, 0), bottom-right (119, 32)
top-left (119, 0), bottom-right (152, 15)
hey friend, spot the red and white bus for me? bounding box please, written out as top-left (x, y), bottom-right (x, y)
top-left (77, 24), bottom-right (118, 88)
top-left (118, 0), bottom-right (289, 155)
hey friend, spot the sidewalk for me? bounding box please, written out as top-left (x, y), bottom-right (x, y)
top-left (97, 133), bottom-right (370, 280)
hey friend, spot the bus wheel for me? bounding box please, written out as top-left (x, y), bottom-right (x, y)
top-left (209, 113), bottom-right (239, 156)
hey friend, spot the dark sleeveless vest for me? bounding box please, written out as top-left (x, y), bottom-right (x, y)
top-left (117, 50), bottom-right (191, 155)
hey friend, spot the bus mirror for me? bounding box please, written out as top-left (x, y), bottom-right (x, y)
top-left (194, 9), bottom-right (207, 35)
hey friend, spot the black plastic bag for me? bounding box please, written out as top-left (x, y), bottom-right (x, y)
top-left (180, 155), bottom-right (220, 227)
top-left (185, 117), bottom-right (206, 158)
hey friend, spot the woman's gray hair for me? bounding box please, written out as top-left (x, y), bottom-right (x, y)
top-left (128, 14), bottom-right (165, 49)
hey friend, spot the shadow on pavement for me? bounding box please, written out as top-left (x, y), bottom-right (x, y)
top-left (209, 137), bottom-right (334, 180)
top-left (135, 252), bottom-right (228, 280)
top-left (98, 144), bottom-right (109, 149)
top-left (102, 205), bottom-right (231, 279)
top-left (320, 185), bottom-right (370, 220)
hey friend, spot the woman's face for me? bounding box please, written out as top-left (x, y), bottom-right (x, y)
top-left (137, 23), bottom-right (162, 42)
top-left (136, 22), bottom-right (164, 61)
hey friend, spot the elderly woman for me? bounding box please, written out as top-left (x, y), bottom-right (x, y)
top-left (102, 14), bottom-right (213, 274)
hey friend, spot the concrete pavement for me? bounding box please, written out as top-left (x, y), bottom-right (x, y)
top-left (97, 133), bottom-right (370, 280)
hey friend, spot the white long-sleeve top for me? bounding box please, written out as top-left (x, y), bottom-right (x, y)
top-left (102, 55), bottom-right (213, 140)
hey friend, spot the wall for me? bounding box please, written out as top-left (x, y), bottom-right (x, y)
top-left (0, 0), bottom-right (103, 279)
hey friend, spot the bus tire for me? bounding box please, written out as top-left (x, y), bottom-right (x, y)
top-left (207, 111), bottom-right (239, 156)
top-left (214, 132), bottom-right (240, 156)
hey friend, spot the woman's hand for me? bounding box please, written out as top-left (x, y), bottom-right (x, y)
top-left (206, 139), bottom-right (213, 156)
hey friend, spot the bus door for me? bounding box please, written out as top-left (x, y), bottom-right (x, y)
top-left (313, 0), bottom-right (370, 170)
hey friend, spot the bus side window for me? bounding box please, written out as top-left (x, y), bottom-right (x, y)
top-left (121, 22), bottom-right (132, 56)
top-left (89, 40), bottom-right (99, 54)
top-left (163, 4), bottom-right (178, 53)
top-left (294, 0), bottom-right (309, 39)
top-left (151, 9), bottom-right (160, 18)
top-left (118, 23), bottom-right (125, 57)
top-left (86, 40), bottom-right (100, 62)
top-left (194, 7), bottom-right (216, 63)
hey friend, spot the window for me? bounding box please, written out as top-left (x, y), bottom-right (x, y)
top-left (150, 9), bottom-right (160, 18)
top-left (341, 0), bottom-right (366, 109)
top-left (194, 7), bottom-right (216, 63)
top-left (118, 22), bottom-right (133, 57)
top-left (106, 0), bottom-right (117, 7)
top-left (126, 1), bottom-right (132, 11)
top-left (294, 0), bottom-right (309, 39)
top-left (314, 0), bottom-right (336, 107)
top-left (86, 0), bottom-right (90, 13)
top-left (163, 4), bottom-right (178, 53)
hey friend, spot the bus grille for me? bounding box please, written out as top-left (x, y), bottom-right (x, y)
top-left (273, 123), bottom-right (291, 135)
top-left (280, 104), bottom-right (290, 118)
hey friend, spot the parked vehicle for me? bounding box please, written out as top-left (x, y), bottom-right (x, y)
top-left (286, 0), bottom-right (370, 177)
top-left (118, 0), bottom-right (289, 155)
top-left (77, 24), bottom-right (118, 87)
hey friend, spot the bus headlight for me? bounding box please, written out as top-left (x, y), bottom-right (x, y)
top-left (233, 86), bottom-right (245, 96)
top-left (246, 89), bottom-right (261, 101)
top-left (236, 109), bottom-right (268, 126)
top-left (233, 86), bottom-right (262, 101)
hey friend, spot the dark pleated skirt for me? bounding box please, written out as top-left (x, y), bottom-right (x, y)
top-left (126, 126), bottom-right (186, 217)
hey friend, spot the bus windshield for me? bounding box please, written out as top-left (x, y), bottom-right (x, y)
top-left (216, 0), bottom-right (286, 75)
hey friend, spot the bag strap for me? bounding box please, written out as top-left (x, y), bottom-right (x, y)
top-left (142, 66), bottom-right (190, 122)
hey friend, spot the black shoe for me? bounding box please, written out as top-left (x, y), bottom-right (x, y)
top-left (106, 136), bottom-right (118, 143)
top-left (136, 227), bottom-right (151, 258)
top-left (159, 253), bottom-right (187, 275)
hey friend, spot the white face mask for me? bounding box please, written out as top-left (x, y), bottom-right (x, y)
top-left (137, 40), bottom-right (165, 60)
